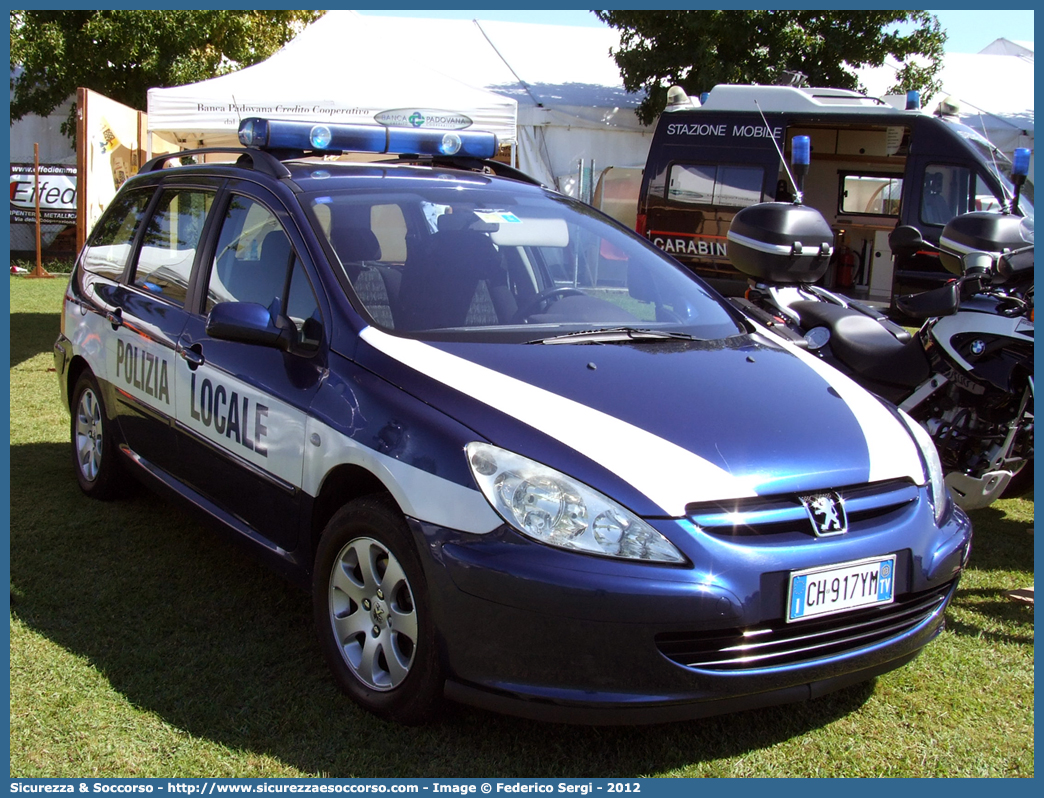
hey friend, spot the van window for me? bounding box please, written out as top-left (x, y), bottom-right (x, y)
top-left (667, 163), bottom-right (763, 207)
top-left (921, 165), bottom-right (971, 226)
top-left (840, 174), bottom-right (903, 217)
top-left (974, 174), bottom-right (1004, 213)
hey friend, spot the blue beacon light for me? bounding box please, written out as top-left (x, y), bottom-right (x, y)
top-left (792, 135), bottom-right (811, 167)
top-left (790, 135), bottom-right (810, 201)
top-left (1012, 147), bottom-right (1030, 178)
top-left (310, 125), bottom-right (332, 150)
top-left (1011, 147), bottom-right (1031, 214)
top-left (440, 133), bottom-right (463, 155)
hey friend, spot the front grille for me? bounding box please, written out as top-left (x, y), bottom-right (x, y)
top-left (656, 581), bottom-right (954, 671)
top-left (686, 478), bottom-right (918, 538)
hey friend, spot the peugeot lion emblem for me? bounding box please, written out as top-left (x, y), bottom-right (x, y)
top-left (801, 491), bottom-right (848, 537)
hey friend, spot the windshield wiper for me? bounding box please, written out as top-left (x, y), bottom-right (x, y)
top-left (528, 327), bottom-right (699, 345)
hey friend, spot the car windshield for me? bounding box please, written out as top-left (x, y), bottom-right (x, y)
top-left (304, 180), bottom-right (745, 342)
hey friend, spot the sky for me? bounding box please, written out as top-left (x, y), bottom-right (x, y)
top-left (357, 9), bottom-right (1034, 55)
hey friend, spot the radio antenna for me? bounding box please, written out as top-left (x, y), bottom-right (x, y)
top-left (755, 100), bottom-right (802, 202)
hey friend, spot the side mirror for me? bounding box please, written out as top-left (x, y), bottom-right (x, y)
top-left (206, 302), bottom-right (295, 352)
top-left (888, 225), bottom-right (935, 255)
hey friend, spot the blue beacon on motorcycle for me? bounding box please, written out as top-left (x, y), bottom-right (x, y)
top-left (1011, 147), bottom-right (1030, 214)
top-left (791, 134), bottom-right (810, 201)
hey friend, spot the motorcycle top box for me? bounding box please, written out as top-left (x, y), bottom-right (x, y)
top-left (726, 202), bottom-right (834, 284)
top-left (939, 211), bottom-right (1034, 281)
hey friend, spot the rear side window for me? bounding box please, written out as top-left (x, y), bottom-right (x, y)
top-left (132, 188), bottom-right (215, 306)
top-left (81, 190), bottom-right (154, 280)
top-left (667, 163), bottom-right (764, 207)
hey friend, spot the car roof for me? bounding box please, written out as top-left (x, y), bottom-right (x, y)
top-left (135, 148), bottom-right (549, 197)
top-left (281, 158), bottom-right (550, 195)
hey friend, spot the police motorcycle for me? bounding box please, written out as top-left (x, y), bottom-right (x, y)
top-left (727, 139), bottom-right (1033, 510)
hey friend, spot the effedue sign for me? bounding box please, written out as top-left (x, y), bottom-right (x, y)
top-left (374, 108), bottom-right (473, 130)
top-left (10, 163), bottom-right (77, 224)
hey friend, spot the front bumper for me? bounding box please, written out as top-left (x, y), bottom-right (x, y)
top-left (412, 493), bottom-right (972, 724)
top-left (54, 333), bottom-right (72, 408)
top-left (443, 646), bottom-right (927, 725)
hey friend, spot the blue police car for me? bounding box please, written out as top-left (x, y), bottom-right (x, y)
top-left (54, 118), bottom-right (972, 725)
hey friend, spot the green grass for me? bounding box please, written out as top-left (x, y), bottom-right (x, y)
top-left (8, 275), bottom-right (1034, 777)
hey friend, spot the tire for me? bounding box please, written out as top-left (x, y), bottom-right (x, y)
top-left (313, 496), bottom-right (443, 725)
top-left (70, 371), bottom-right (122, 500)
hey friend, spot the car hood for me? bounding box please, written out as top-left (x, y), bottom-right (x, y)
top-left (358, 327), bottom-right (926, 517)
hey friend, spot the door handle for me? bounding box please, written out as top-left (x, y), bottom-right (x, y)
top-left (179, 345), bottom-right (205, 369)
top-left (105, 308), bottom-right (123, 330)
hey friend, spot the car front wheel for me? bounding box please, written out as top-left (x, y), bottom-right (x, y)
top-left (313, 496), bottom-right (443, 725)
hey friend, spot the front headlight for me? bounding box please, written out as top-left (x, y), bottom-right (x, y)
top-left (466, 442), bottom-right (685, 563)
top-left (899, 409), bottom-right (950, 524)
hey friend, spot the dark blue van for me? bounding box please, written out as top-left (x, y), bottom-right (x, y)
top-left (638, 84), bottom-right (1032, 304)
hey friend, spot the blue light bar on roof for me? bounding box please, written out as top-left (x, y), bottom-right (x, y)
top-left (238, 117), bottom-right (498, 159)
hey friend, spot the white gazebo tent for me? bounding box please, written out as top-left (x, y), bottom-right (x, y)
top-left (290, 12), bottom-right (653, 195)
top-left (326, 13), bottom-right (653, 192)
top-left (855, 40), bottom-right (1034, 184)
top-left (146, 13), bottom-right (517, 155)
top-left (148, 11), bottom-right (653, 200)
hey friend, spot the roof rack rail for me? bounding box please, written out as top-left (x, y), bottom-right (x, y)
top-left (139, 148), bottom-right (292, 179)
top-left (380, 154), bottom-right (545, 187)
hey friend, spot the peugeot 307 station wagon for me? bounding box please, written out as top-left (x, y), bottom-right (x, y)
top-left (53, 118), bottom-right (972, 725)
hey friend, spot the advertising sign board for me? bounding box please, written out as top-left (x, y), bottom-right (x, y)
top-left (9, 163), bottom-right (77, 224)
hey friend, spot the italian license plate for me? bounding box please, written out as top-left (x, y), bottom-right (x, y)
top-left (787, 555), bottom-right (896, 622)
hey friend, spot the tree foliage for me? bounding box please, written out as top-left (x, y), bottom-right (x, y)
top-left (594, 10), bottom-right (947, 125)
top-left (10, 10), bottom-right (324, 138)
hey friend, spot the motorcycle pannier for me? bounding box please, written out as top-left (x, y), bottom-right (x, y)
top-left (727, 202), bottom-right (835, 284)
